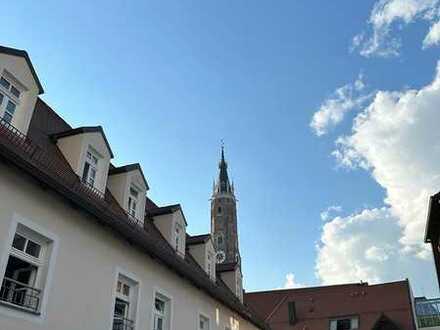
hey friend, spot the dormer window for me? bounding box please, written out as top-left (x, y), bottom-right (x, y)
top-left (175, 223), bottom-right (182, 252)
top-left (128, 185), bottom-right (139, 217)
top-left (0, 74), bottom-right (21, 125)
top-left (207, 251), bottom-right (214, 278)
top-left (82, 148), bottom-right (99, 187)
top-left (0, 94), bottom-right (16, 124)
top-left (0, 76), bottom-right (21, 99)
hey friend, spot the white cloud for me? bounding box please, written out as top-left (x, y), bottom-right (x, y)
top-left (316, 208), bottom-right (436, 289)
top-left (310, 74), bottom-right (373, 136)
top-left (424, 20), bottom-right (440, 47)
top-left (283, 273), bottom-right (305, 289)
top-left (315, 61), bottom-right (440, 294)
top-left (352, 0), bottom-right (440, 57)
top-left (320, 205), bottom-right (343, 221)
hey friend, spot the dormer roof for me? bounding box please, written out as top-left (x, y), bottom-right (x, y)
top-left (0, 45), bottom-right (44, 94)
top-left (109, 163), bottom-right (149, 190)
top-left (50, 126), bottom-right (114, 158)
top-left (186, 234), bottom-right (211, 246)
top-left (146, 204), bottom-right (188, 226)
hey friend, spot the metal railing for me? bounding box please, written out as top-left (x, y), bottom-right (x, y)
top-left (112, 316), bottom-right (135, 330)
top-left (0, 277), bottom-right (41, 312)
top-left (0, 118), bottom-right (145, 229)
top-left (416, 298), bottom-right (440, 328)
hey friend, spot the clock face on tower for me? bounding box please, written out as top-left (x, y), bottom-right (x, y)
top-left (216, 250), bottom-right (226, 263)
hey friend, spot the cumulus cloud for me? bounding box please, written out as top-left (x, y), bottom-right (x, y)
top-left (320, 205), bottom-right (343, 222)
top-left (424, 20), bottom-right (440, 47)
top-left (315, 61), bottom-right (440, 293)
top-left (283, 273), bottom-right (305, 289)
top-left (310, 74), bottom-right (373, 136)
top-left (352, 0), bottom-right (440, 57)
top-left (316, 208), bottom-right (436, 289)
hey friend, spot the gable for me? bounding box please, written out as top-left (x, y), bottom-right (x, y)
top-left (0, 46), bottom-right (43, 94)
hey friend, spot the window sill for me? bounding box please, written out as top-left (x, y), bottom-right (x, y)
top-left (0, 300), bottom-right (41, 316)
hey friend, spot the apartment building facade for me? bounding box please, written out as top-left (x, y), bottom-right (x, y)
top-left (0, 45), bottom-right (266, 330)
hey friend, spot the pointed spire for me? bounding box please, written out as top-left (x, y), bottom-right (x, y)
top-left (214, 142), bottom-right (233, 195)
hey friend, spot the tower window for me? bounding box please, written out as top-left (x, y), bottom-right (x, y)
top-left (217, 206), bottom-right (222, 214)
top-left (216, 233), bottom-right (224, 246)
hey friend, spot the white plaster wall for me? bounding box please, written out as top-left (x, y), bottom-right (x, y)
top-left (107, 172), bottom-right (128, 207)
top-left (220, 271), bottom-right (238, 298)
top-left (0, 53), bottom-right (39, 134)
top-left (188, 244), bottom-right (206, 271)
top-left (0, 163), bottom-right (259, 330)
top-left (153, 213), bottom-right (174, 243)
top-left (55, 134), bottom-right (83, 173)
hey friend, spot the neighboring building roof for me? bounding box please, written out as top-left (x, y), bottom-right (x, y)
top-left (109, 163), bottom-right (149, 190)
top-left (245, 280), bottom-right (416, 330)
top-left (186, 234), bottom-right (211, 246)
top-left (146, 204), bottom-right (188, 226)
top-left (0, 98), bottom-right (267, 330)
top-left (217, 261), bottom-right (238, 273)
top-left (425, 192), bottom-right (440, 243)
top-left (0, 45), bottom-right (45, 94)
top-left (50, 126), bottom-right (114, 158)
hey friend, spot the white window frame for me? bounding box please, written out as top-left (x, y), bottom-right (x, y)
top-left (174, 222), bottom-right (183, 253)
top-left (0, 74), bottom-right (22, 125)
top-left (151, 288), bottom-right (173, 330)
top-left (329, 316), bottom-right (359, 330)
top-left (0, 215), bottom-right (58, 322)
top-left (128, 184), bottom-right (140, 218)
top-left (109, 268), bottom-right (141, 330)
top-left (82, 147), bottom-right (100, 187)
top-left (198, 313), bottom-right (211, 330)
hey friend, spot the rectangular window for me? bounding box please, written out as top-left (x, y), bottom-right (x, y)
top-left (0, 225), bottom-right (52, 314)
top-left (82, 149), bottom-right (99, 187)
top-left (0, 77), bottom-right (10, 90)
top-left (199, 315), bottom-right (210, 330)
top-left (128, 186), bottom-right (139, 217)
top-left (288, 301), bottom-right (296, 325)
top-left (0, 93), bottom-right (3, 106)
top-left (330, 317), bottom-right (359, 330)
top-left (10, 86), bottom-right (20, 98)
top-left (3, 100), bottom-right (16, 124)
top-left (112, 274), bottom-right (138, 330)
top-left (0, 76), bottom-right (21, 100)
top-left (153, 293), bottom-right (170, 330)
top-left (174, 223), bottom-right (182, 252)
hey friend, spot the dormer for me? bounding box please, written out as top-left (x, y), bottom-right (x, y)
top-left (0, 46), bottom-right (44, 135)
top-left (217, 262), bottom-right (243, 302)
top-left (107, 164), bottom-right (149, 222)
top-left (186, 234), bottom-right (216, 281)
top-left (51, 126), bottom-right (114, 194)
top-left (147, 205), bottom-right (187, 257)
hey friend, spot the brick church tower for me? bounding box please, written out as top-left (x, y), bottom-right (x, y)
top-left (211, 146), bottom-right (241, 266)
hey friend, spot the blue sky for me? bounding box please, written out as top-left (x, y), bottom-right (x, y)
top-left (3, 1), bottom-right (440, 296)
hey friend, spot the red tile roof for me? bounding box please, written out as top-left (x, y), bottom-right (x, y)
top-left (245, 280), bottom-right (416, 330)
top-left (0, 98), bottom-right (267, 330)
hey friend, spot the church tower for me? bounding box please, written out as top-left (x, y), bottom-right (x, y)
top-left (211, 146), bottom-right (241, 265)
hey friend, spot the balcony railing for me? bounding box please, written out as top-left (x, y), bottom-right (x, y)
top-left (0, 277), bottom-right (41, 312)
top-left (0, 118), bottom-right (144, 229)
top-left (416, 298), bottom-right (440, 328)
top-left (113, 316), bottom-right (135, 330)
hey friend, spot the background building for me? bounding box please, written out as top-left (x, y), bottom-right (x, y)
top-left (245, 280), bottom-right (417, 330)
